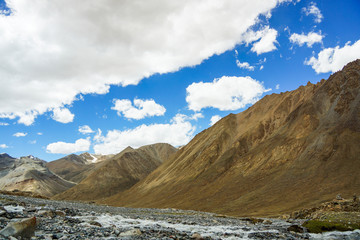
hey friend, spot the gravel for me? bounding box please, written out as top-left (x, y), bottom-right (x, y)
top-left (0, 194), bottom-right (359, 239)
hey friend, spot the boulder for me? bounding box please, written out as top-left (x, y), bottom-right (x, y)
top-left (0, 216), bottom-right (36, 239)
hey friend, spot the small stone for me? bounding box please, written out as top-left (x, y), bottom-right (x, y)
top-left (54, 210), bottom-right (66, 217)
top-left (119, 228), bottom-right (142, 237)
top-left (191, 233), bottom-right (204, 240)
top-left (0, 216), bottom-right (36, 238)
top-left (37, 210), bottom-right (55, 218)
top-left (336, 194), bottom-right (343, 200)
top-left (263, 219), bottom-right (272, 224)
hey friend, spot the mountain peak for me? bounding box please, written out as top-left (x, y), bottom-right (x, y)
top-left (0, 153), bottom-right (14, 159)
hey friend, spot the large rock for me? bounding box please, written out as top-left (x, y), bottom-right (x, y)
top-left (0, 216), bottom-right (36, 239)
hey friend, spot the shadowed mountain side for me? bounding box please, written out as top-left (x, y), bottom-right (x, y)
top-left (53, 143), bottom-right (177, 201)
top-left (0, 155), bottom-right (75, 197)
top-left (102, 60), bottom-right (360, 217)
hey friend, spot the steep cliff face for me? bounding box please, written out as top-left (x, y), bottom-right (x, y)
top-left (104, 60), bottom-right (360, 217)
top-left (53, 143), bottom-right (177, 201)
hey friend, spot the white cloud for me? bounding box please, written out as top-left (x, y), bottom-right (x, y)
top-left (240, 26), bottom-right (278, 55)
top-left (260, 65), bottom-right (264, 70)
top-left (79, 125), bottom-right (94, 134)
top-left (52, 108), bottom-right (74, 124)
top-left (0, 122), bottom-right (9, 126)
top-left (276, 84), bottom-right (280, 90)
top-left (239, 26), bottom-right (278, 55)
top-left (289, 31), bottom-right (323, 47)
top-left (191, 113), bottom-right (204, 121)
top-left (46, 138), bottom-right (91, 154)
top-left (302, 2), bottom-right (323, 23)
top-left (305, 40), bottom-right (360, 73)
top-left (112, 99), bottom-right (166, 120)
top-left (210, 115), bottom-right (222, 126)
top-left (236, 60), bottom-right (255, 71)
top-left (37, 132), bottom-right (43, 135)
top-left (0, 144), bottom-right (9, 149)
top-left (29, 140), bottom-right (36, 144)
top-left (186, 76), bottom-right (271, 111)
top-left (13, 132), bottom-right (27, 137)
top-left (0, 0), bottom-right (289, 125)
top-left (93, 114), bottom-right (195, 155)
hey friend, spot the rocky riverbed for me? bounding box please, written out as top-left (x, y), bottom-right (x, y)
top-left (0, 194), bottom-right (360, 239)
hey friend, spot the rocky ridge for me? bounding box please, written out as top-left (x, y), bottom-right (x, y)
top-left (0, 155), bottom-right (74, 197)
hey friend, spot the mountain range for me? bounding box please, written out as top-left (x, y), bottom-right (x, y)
top-left (1, 59), bottom-right (359, 217)
top-left (101, 59), bottom-right (360, 216)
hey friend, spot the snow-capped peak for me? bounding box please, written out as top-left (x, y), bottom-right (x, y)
top-left (90, 154), bottom-right (98, 163)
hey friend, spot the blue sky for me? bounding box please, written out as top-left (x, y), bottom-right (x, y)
top-left (0, 0), bottom-right (359, 161)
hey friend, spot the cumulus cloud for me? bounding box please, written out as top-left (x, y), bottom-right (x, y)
top-left (302, 2), bottom-right (323, 23)
top-left (93, 114), bottom-right (195, 155)
top-left (190, 113), bottom-right (204, 121)
top-left (241, 26), bottom-right (278, 55)
top-left (13, 132), bottom-right (27, 137)
top-left (46, 138), bottom-right (91, 154)
top-left (52, 108), bottom-right (74, 124)
top-left (79, 125), bottom-right (94, 134)
top-left (210, 115), bottom-right (222, 126)
top-left (289, 31), bottom-right (323, 47)
top-left (236, 60), bottom-right (255, 71)
top-left (186, 76), bottom-right (270, 111)
top-left (0, 144), bottom-right (9, 149)
top-left (305, 40), bottom-right (360, 73)
top-left (112, 99), bottom-right (166, 120)
top-left (251, 28), bottom-right (278, 54)
top-left (0, 0), bottom-right (289, 125)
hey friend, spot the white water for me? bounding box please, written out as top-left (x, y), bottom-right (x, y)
top-left (76, 214), bottom-right (360, 240)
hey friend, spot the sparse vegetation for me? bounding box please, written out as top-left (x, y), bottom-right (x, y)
top-left (302, 220), bottom-right (360, 233)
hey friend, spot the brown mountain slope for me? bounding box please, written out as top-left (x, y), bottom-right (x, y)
top-left (0, 155), bottom-right (75, 197)
top-left (53, 143), bottom-right (177, 201)
top-left (46, 153), bottom-right (112, 183)
top-left (103, 60), bottom-right (360, 217)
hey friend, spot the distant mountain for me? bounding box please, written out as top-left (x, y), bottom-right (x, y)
top-left (103, 60), bottom-right (360, 217)
top-left (0, 155), bottom-right (75, 197)
top-left (53, 143), bottom-right (177, 201)
top-left (47, 153), bottom-right (113, 183)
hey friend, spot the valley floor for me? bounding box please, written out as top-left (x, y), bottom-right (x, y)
top-left (0, 194), bottom-right (359, 239)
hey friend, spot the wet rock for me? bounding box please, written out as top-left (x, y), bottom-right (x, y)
top-left (0, 216), bottom-right (36, 238)
top-left (287, 224), bottom-right (304, 233)
top-left (89, 220), bottom-right (102, 227)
